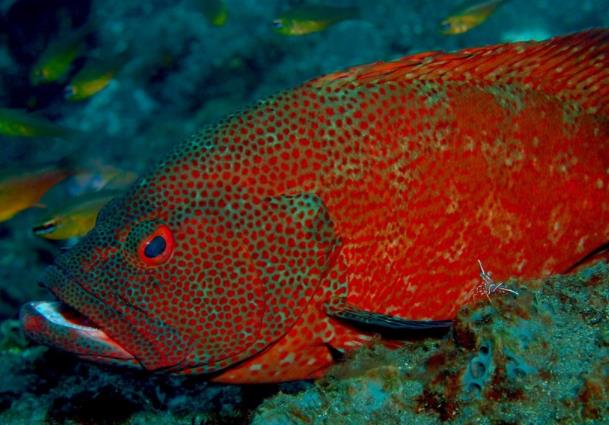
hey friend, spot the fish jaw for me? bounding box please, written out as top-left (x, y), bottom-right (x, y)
top-left (20, 301), bottom-right (138, 367)
top-left (21, 263), bottom-right (188, 371)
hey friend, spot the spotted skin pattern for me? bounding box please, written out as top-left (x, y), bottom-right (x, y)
top-left (23, 30), bottom-right (609, 382)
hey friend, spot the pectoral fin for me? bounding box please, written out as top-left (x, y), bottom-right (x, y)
top-left (564, 240), bottom-right (609, 273)
top-left (326, 300), bottom-right (452, 339)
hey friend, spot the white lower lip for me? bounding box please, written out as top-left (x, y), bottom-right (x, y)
top-left (24, 301), bottom-right (134, 360)
top-left (32, 301), bottom-right (108, 338)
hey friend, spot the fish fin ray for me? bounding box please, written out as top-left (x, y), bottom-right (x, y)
top-left (564, 240), bottom-right (609, 273)
top-left (326, 299), bottom-right (452, 339)
top-left (313, 29), bottom-right (609, 117)
top-left (325, 343), bottom-right (345, 362)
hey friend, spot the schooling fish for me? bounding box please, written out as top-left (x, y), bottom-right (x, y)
top-left (0, 163), bottom-right (72, 222)
top-left (65, 162), bottom-right (137, 196)
top-left (440, 0), bottom-right (506, 35)
top-left (0, 108), bottom-right (74, 138)
top-left (30, 24), bottom-right (91, 85)
top-left (65, 58), bottom-right (122, 101)
top-left (21, 30), bottom-right (609, 383)
top-left (272, 4), bottom-right (359, 36)
top-left (33, 189), bottom-right (122, 240)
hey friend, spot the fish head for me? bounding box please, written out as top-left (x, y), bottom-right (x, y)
top-left (64, 84), bottom-right (79, 100)
top-left (439, 17), bottom-right (467, 35)
top-left (21, 133), bottom-right (341, 375)
top-left (271, 18), bottom-right (291, 35)
top-left (30, 55), bottom-right (66, 85)
top-left (22, 189), bottom-right (192, 370)
top-left (271, 18), bottom-right (323, 37)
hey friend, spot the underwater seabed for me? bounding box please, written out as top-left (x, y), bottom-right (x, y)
top-left (0, 262), bottom-right (607, 424)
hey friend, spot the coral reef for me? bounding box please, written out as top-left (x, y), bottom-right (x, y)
top-left (253, 263), bottom-right (609, 424)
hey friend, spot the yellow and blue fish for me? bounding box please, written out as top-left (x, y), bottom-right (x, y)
top-left (0, 108), bottom-right (75, 139)
top-left (33, 189), bottom-right (123, 240)
top-left (0, 163), bottom-right (72, 222)
top-left (30, 24), bottom-right (92, 85)
top-left (273, 4), bottom-right (360, 36)
top-left (65, 57), bottom-right (123, 101)
top-left (440, 0), bottom-right (506, 35)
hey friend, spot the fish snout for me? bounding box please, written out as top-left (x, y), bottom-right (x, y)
top-left (19, 301), bottom-right (137, 365)
top-left (21, 264), bottom-right (139, 367)
top-left (27, 263), bottom-right (190, 372)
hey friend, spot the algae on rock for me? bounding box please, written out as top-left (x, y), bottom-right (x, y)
top-left (253, 263), bottom-right (609, 425)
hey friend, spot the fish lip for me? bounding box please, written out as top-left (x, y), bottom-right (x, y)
top-left (20, 265), bottom-right (137, 365)
top-left (20, 300), bottom-right (136, 362)
top-left (25, 263), bottom-right (190, 371)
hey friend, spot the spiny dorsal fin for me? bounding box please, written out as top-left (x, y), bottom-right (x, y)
top-left (313, 30), bottom-right (609, 117)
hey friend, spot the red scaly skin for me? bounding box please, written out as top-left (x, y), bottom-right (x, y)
top-left (21, 30), bottom-right (609, 383)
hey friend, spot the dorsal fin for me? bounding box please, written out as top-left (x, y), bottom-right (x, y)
top-left (312, 30), bottom-right (609, 117)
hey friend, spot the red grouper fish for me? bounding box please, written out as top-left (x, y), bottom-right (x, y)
top-left (21, 30), bottom-right (609, 383)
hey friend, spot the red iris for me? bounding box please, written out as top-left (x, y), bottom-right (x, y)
top-left (137, 225), bottom-right (175, 266)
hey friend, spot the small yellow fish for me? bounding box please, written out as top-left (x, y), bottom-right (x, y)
top-left (0, 108), bottom-right (74, 138)
top-left (272, 4), bottom-right (359, 36)
top-left (67, 165), bottom-right (137, 195)
top-left (194, 0), bottom-right (228, 27)
top-left (33, 190), bottom-right (122, 240)
top-left (30, 24), bottom-right (91, 85)
top-left (440, 0), bottom-right (506, 35)
top-left (65, 59), bottom-right (121, 101)
top-left (0, 164), bottom-right (72, 222)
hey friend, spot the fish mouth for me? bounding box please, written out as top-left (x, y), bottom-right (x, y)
top-left (20, 300), bottom-right (136, 365)
top-left (20, 264), bottom-right (138, 367)
top-left (21, 262), bottom-right (188, 371)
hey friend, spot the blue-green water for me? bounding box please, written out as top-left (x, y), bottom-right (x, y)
top-left (0, 0), bottom-right (608, 423)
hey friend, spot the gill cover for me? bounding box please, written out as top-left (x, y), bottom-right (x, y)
top-left (178, 191), bottom-right (341, 374)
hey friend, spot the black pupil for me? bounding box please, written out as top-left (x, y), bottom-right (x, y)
top-left (144, 236), bottom-right (166, 258)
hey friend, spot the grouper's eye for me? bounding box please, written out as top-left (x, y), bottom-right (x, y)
top-left (137, 224), bottom-right (175, 266)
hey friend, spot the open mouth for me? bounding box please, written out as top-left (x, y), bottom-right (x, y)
top-left (20, 301), bottom-right (136, 365)
top-left (21, 264), bottom-right (188, 371)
